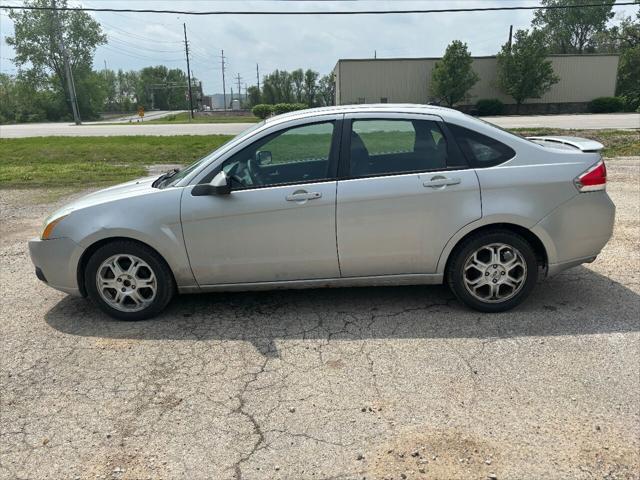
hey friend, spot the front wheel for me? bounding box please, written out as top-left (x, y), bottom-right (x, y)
top-left (85, 240), bottom-right (175, 320)
top-left (447, 230), bottom-right (538, 312)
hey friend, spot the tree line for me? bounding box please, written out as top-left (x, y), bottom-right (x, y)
top-left (429, 0), bottom-right (639, 112)
top-left (1, 0), bottom-right (638, 123)
top-left (245, 69), bottom-right (335, 108)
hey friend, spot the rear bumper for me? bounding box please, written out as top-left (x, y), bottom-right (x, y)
top-left (28, 237), bottom-right (83, 296)
top-left (532, 190), bottom-right (615, 276)
top-left (547, 255), bottom-right (598, 277)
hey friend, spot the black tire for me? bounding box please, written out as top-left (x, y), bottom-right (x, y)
top-left (85, 240), bottom-right (175, 320)
top-left (446, 229), bottom-right (538, 313)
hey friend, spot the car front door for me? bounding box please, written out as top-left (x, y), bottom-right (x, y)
top-left (181, 119), bottom-right (341, 286)
top-left (336, 113), bottom-right (482, 277)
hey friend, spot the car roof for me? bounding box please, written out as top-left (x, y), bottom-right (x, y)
top-left (265, 103), bottom-right (469, 124)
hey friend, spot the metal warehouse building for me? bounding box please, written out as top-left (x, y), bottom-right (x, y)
top-left (333, 54), bottom-right (619, 113)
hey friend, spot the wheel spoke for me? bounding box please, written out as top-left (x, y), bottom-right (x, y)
top-left (468, 276), bottom-right (487, 287)
top-left (490, 246), bottom-right (501, 265)
top-left (110, 259), bottom-right (125, 277)
top-left (503, 277), bottom-right (520, 289)
top-left (489, 282), bottom-right (500, 300)
top-left (126, 257), bottom-right (140, 275)
top-left (100, 278), bottom-right (118, 289)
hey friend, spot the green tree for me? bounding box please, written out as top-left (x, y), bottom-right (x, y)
top-left (6, 0), bottom-right (107, 119)
top-left (593, 14), bottom-right (640, 53)
top-left (617, 45), bottom-right (640, 110)
top-left (532, 0), bottom-right (614, 53)
top-left (246, 85), bottom-right (261, 107)
top-left (303, 69), bottom-right (319, 106)
top-left (291, 68), bottom-right (304, 103)
top-left (117, 70), bottom-right (140, 112)
top-left (0, 72), bottom-right (65, 123)
top-left (429, 40), bottom-right (479, 107)
top-left (262, 70), bottom-right (294, 104)
top-left (318, 73), bottom-right (335, 106)
top-left (101, 69), bottom-right (118, 112)
top-left (136, 66), bottom-right (190, 110)
top-left (593, 11), bottom-right (640, 110)
top-left (496, 29), bottom-right (560, 112)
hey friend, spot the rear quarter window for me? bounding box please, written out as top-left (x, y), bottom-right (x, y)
top-left (448, 123), bottom-right (516, 167)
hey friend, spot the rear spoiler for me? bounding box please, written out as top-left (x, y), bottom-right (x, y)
top-left (527, 136), bottom-right (604, 152)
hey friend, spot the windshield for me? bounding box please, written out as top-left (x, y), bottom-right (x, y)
top-left (160, 121), bottom-right (266, 188)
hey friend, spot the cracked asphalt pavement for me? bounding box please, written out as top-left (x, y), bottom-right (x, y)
top-left (1, 158), bottom-right (639, 480)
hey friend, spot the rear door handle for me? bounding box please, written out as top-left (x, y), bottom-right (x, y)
top-left (285, 191), bottom-right (322, 202)
top-left (423, 176), bottom-right (461, 188)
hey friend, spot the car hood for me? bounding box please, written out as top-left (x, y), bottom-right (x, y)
top-left (46, 175), bottom-right (159, 222)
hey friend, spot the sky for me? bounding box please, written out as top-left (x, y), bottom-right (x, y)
top-left (1, 0), bottom-right (638, 95)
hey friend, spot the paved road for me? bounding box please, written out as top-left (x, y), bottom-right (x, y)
top-left (2, 113), bottom-right (638, 138)
top-left (1, 159), bottom-right (638, 479)
top-left (483, 112), bottom-right (640, 130)
top-left (85, 110), bottom-right (186, 124)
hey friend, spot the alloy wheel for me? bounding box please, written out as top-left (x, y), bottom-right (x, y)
top-left (95, 254), bottom-right (157, 312)
top-left (462, 243), bottom-right (527, 303)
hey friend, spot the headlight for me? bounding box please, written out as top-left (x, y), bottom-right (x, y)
top-left (41, 215), bottom-right (68, 240)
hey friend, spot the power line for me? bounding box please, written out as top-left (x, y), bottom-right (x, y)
top-left (97, 19), bottom-right (183, 44)
top-left (1, 2), bottom-right (636, 15)
top-left (106, 36), bottom-right (184, 54)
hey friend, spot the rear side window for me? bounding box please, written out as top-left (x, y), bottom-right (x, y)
top-left (349, 119), bottom-right (450, 178)
top-left (448, 123), bottom-right (515, 167)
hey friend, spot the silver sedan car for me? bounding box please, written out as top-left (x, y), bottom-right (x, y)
top-left (29, 105), bottom-right (615, 320)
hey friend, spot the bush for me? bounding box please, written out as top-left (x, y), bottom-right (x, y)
top-left (476, 98), bottom-right (505, 116)
top-left (252, 104), bottom-right (274, 119)
top-left (272, 103), bottom-right (308, 115)
top-left (252, 103), bottom-right (309, 118)
top-left (588, 97), bottom-right (625, 113)
top-left (621, 93), bottom-right (640, 113)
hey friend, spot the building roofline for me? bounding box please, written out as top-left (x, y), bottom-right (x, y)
top-left (334, 53), bottom-right (620, 66)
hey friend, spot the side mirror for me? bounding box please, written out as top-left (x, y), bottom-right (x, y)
top-left (191, 171), bottom-right (231, 196)
top-left (256, 150), bottom-right (272, 165)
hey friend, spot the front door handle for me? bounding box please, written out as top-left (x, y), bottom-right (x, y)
top-left (285, 191), bottom-right (322, 202)
top-left (423, 176), bottom-right (461, 188)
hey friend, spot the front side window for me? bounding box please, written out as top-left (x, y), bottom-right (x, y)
top-left (221, 122), bottom-right (335, 189)
top-left (349, 119), bottom-right (449, 178)
top-left (448, 123), bottom-right (516, 167)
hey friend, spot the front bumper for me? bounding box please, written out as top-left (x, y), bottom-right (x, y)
top-left (28, 237), bottom-right (83, 296)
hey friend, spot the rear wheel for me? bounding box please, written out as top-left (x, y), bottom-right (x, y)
top-left (85, 240), bottom-right (175, 320)
top-left (447, 230), bottom-right (538, 312)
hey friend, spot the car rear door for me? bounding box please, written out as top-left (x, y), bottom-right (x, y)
top-left (336, 112), bottom-right (482, 277)
top-left (181, 118), bottom-right (342, 286)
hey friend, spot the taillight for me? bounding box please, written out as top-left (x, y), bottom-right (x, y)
top-left (575, 159), bottom-right (606, 192)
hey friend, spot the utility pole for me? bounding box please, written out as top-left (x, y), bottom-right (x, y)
top-left (221, 50), bottom-right (227, 111)
top-left (374, 50), bottom-right (377, 59)
top-left (235, 73), bottom-right (242, 108)
top-left (52, 0), bottom-right (81, 125)
top-left (256, 63), bottom-right (260, 91)
top-left (508, 25), bottom-right (513, 50)
top-left (244, 83), bottom-right (248, 106)
top-left (183, 23), bottom-right (194, 119)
